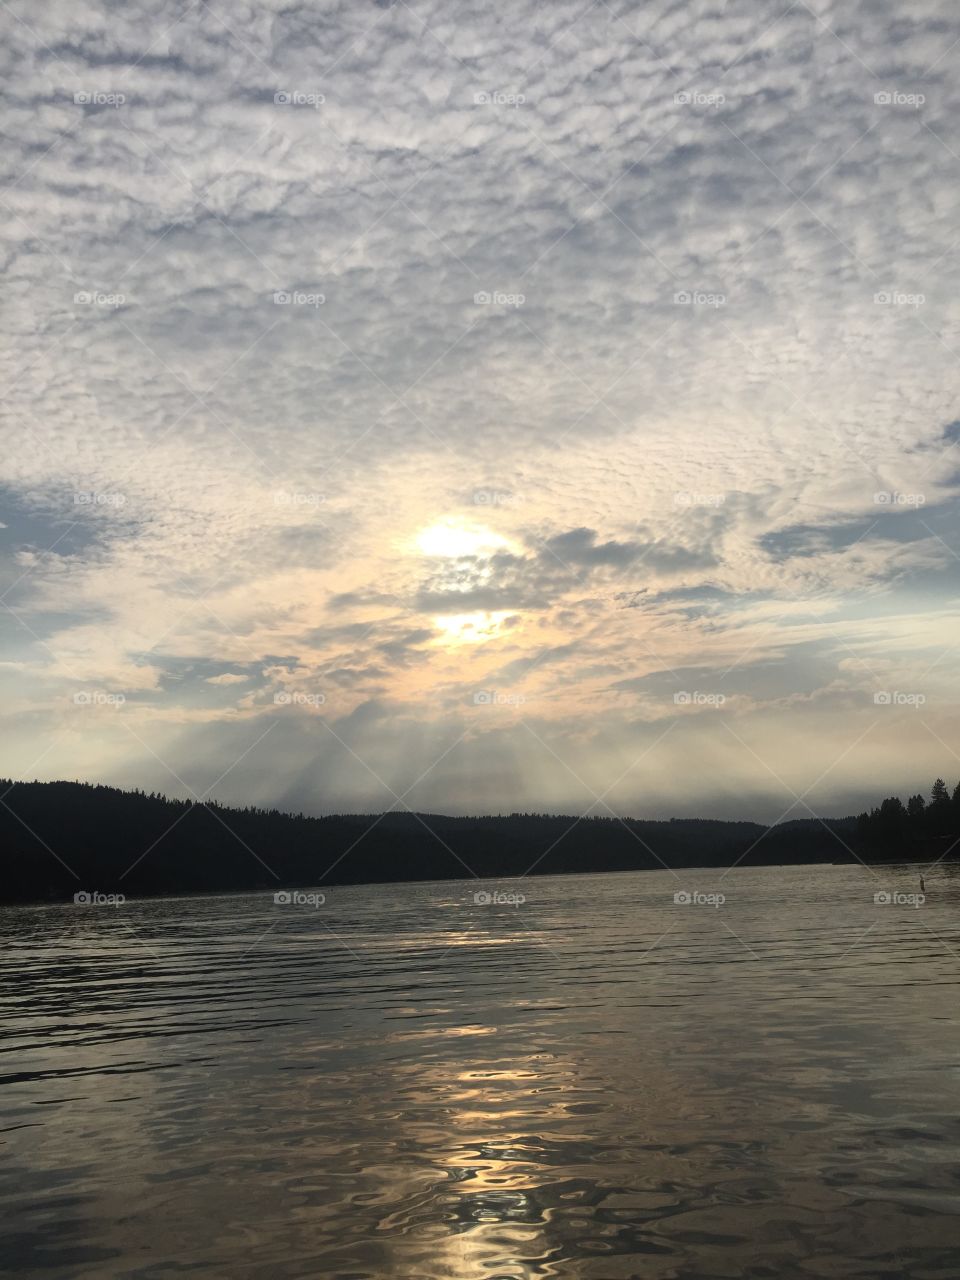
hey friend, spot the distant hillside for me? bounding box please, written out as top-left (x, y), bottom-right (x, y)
top-left (0, 779), bottom-right (868, 903)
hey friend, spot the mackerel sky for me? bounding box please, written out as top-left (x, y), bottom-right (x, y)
top-left (2, 0), bottom-right (959, 820)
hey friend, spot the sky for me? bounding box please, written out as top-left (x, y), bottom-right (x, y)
top-left (2, 0), bottom-right (959, 822)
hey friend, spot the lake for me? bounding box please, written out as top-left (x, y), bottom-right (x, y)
top-left (2, 863), bottom-right (959, 1278)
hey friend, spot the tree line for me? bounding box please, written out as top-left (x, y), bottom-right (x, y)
top-left (856, 777), bottom-right (960, 857)
top-left (0, 776), bottom-right (955, 903)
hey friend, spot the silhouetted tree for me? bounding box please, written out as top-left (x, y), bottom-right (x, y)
top-left (929, 778), bottom-right (953, 835)
top-left (873, 796), bottom-right (905, 852)
top-left (931, 778), bottom-right (950, 806)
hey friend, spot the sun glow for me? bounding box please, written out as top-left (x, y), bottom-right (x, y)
top-left (415, 519), bottom-right (514, 559)
top-left (433, 611), bottom-right (513, 644)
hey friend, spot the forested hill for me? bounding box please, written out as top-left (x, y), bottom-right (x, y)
top-left (0, 778), bottom-right (872, 903)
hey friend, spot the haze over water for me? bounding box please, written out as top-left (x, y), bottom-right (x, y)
top-left (3, 863), bottom-right (959, 1278)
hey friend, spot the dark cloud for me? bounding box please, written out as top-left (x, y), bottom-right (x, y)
top-left (542, 527), bottom-right (643, 568)
top-left (376, 627), bottom-right (434, 666)
top-left (760, 499), bottom-right (960, 561)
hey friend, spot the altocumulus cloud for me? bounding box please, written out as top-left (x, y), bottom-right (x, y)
top-left (1, 0), bottom-right (960, 819)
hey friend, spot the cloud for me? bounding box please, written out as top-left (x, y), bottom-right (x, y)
top-left (1, 0), bottom-right (960, 816)
top-left (543, 528), bottom-right (644, 568)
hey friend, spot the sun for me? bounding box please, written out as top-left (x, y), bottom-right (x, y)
top-left (415, 519), bottom-right (514, 559)
top-left (412, 519), bottom-right (520, 646)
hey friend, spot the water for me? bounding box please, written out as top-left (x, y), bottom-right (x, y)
top-left (2, 863), bottom-right (960, 1278)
